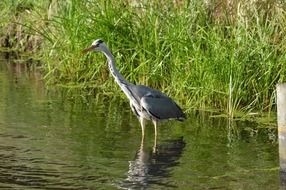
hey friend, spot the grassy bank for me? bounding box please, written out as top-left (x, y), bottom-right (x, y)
top-left (1, 0), bottom-right (286, 117)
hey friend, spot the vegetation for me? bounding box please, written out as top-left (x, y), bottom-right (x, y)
top-left (1, 0), bottom-right (286, 117)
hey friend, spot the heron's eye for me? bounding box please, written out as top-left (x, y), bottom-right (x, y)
top-left (92, 44), bottom-right (99, 48)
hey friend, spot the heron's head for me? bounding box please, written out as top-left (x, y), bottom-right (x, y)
top-left (82, 39), bottom-right (106, 54)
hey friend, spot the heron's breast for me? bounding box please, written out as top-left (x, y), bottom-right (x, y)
top-left (130, 101), bottom-right (152, 120)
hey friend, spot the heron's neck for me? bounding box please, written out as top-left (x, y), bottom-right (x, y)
top-left (101, 47), bottom-right (130, 87)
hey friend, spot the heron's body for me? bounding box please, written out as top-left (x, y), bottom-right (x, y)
top-left (83, 39), bottom-right (186, 139)
top-left (128, 84), bottom-right (185, 121)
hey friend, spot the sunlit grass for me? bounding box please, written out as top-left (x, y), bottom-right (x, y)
top-left (1, 0), bottom-right (286, 117)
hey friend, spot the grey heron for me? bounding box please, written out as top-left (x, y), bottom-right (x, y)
top-left (83, 39), bottom-right (186, 139)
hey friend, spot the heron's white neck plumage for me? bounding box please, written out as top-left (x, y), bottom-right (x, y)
top-left (100, 45), bottom-right (130, 85)
top-left (100, 45), bottom-right (135, 100)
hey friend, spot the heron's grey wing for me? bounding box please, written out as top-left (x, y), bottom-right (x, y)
top-left (140, 95), bottom-right (185, 121)
top-left (128, 85), bottom-right (161, 102)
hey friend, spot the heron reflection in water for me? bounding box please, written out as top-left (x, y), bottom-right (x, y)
top-left (120, 137), bottom-right (186, 189)
top-left (83, 39), bottom-right (186, 147)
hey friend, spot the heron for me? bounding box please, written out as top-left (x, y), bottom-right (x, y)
top-left (82, 39), bottom-right (186, 140)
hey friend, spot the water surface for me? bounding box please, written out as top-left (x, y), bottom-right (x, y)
top-left (0, 57), bottom-right (279, 189)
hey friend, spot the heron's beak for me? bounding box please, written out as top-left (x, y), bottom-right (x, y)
top-left (81, 45), bottom-right (95, 54)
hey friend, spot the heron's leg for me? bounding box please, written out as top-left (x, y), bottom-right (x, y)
top-left (152, 120), bottom-right (158, 153)
top-left (139, 117), bottom-right (145, 139)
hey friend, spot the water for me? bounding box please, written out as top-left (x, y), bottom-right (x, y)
top-left (0, 57), bottom-right (279, 189)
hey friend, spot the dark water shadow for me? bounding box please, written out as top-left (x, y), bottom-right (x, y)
top-left (119, 137), bottom-right (186, 189)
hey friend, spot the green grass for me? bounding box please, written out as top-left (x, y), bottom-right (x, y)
top-left (1, 0), bottom-right (286, 117)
